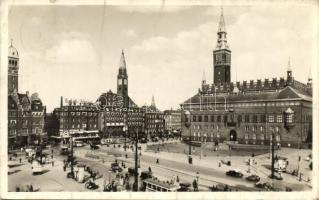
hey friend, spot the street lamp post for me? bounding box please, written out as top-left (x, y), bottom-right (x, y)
top-left (184, 110), bottom-right (192, 164)
top-left (123, 111), bottom-right (128, 152)
top-left (133, 127), bottom-right (139, 191)
top-left (270, 131), bottom-right (275, 179)
top-left (70, 136), bottom-right (74, 176)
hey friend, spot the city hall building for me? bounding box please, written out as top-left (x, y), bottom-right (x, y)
top-left (180, 10), bottom-right (312, 148)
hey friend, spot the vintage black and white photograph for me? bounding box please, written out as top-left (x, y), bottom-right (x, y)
top-left (1, 0), bottom-right (318, 199)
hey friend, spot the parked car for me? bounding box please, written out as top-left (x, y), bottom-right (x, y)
top-left (226, 169), bottom-right (243, 178)
top-left (111, 162), bottom-right (122, 173)
top-left (90, 143), bottom-right (99, 150)
top-left (246, 174), bottom-right (260, 182)
top-left (255, 180), bottom-right (273, 190)
top-left (140, 138), bottom-right (148, 143)
top-left (128, 167), bottom-right (138, 175)
top-left (177, 182), bottom-right (191, 191)
top-left (140, 171), bottom-right (152, 180)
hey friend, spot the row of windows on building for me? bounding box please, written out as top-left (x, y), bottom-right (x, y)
top-left (101, 117), bottom-right (143, 123)
top-left (146, 114), bottom-right (164, 119)
top-left (191, 114), bottom-right (291, 123)
top-left (9, 127), bottom-right (42, 135)
top-left (187, 101), bottom-right (300, 109)
top-left (9, 119), bottom-right (43, 125)
top-left (60, 118), bottom-right (98, 123)
top-left (191, 132), bottom-right (281, 141)
top-left (147, 124), bottom-right (164, 128)
top-left (9, 59), bottom-right (18, 66)
top-left (61, 124), bottom-right (97, 129)
top-left (192, 124), bottom-right (282, 133)
top-left (128, 122), bottom-right (143, 126)
top-left (59, 111), bottom-right (98, 117)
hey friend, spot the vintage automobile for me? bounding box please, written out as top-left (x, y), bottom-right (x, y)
top-left (90, 143), bottom-right (99, 150)
top-left (111, 162), bottom-right (123, 173)
top-left (177, 182), bottom-right (191, 192)
top-left (225, 169), bottom-right (243, 178)
top-left (255, 180), bottom-right (274, 191)
top-left (140, 171), bottom-right (153, 180)
top-left (246, 174), bottom-right (260, 182)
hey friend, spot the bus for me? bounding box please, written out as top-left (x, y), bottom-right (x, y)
top-left (143, 178), bottom-right (180, 192)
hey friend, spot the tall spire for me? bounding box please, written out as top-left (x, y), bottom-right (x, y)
top-left (218, 7), bottom-right (226, 33)
top-left (151, 95), bottom-right (156, 107)
top-left (202, 70), bottom-right (206, 82)
top-left (215, 7), bottom-right (229, 50)
top-left (119, 49), bottom-right (126, 69)
top-left (287, 57), bottom-right (292, 72)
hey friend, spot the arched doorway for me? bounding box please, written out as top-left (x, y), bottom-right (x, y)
top-left (229, 130), bottom-right (237, 141)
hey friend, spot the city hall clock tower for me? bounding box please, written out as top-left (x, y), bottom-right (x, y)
top-left (213, 8), bottom-right (231, 84)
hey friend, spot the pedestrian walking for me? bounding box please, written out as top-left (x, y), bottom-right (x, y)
top-left (19, 158), bottom-right (22, 163)
top-left (156, 158), bottom-right (159, 164)
top-left (63, 164), bottom-right (66, 171)
top-left (52, 160), bottom-right (54, 167)
top-left (51, 149), bottom-right (54, 154)
top-left (148, 166), bottom-right (152, 173)
top-left (176, 176), bottom-right (179, 183)
top-left (51, 154), bottom-right (53, 159)
top-left (29, 184), bottom-right (33, 192)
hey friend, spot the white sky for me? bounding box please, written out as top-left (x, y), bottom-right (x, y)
top-left (8, 4), bottom-right (317, 112)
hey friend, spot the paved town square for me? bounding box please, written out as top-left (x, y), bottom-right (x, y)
top-left (2, 2), bottom-right (316, 199)
top-left (8, 140), bottom-right (312, 192)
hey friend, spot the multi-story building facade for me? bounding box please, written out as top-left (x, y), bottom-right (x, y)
top-left (163, 109), bottom-right (181, 133)
top-left (180, 10), bottom-right (312, 148)
top-left (97, 90), bottom-right (144, 139)
top-left (52, 98), bottom-right (99, 133)
top-left (8, 41), bottom-right (46, 148)
top-left (141, 96), bottom-right (165, 138)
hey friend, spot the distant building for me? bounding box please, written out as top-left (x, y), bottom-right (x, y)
top-left (141, 96), bottom-right (165, 138)
top-left (180, 9), bottom-right (312, 148)
top-left (163, 109), bottom-right (181, 133)
top-left (52, 99), bottom-right (99, 133)
top-left (97, 90), bottom-right (144, 139)
top-left (8, 41), bottom-right (46, 148)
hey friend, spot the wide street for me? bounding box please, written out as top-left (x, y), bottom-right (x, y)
top-left (8, 140), bottom-right (312, 192)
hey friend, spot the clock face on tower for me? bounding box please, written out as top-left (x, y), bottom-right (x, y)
top-left (124, 79), bottom-right (127, 85)
top-left (118, 79), bottom-right (122, 85)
